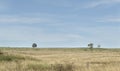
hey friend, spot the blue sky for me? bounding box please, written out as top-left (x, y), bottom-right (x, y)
top-left (0, 0), bottom-right (120, 48)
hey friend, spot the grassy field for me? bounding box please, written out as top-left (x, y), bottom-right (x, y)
top-left (0, 47), bottom-right (120, 71)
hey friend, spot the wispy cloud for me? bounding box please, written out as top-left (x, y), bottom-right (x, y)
top-left (97, 16), bottom-right (120, 22)
top-left (41, 0), bottom-right (120, 11)
top-left (0, 15), bottom-right (59, 24)
top-left (101, 18), bottom-right (120, 22)
top-left (83, 0), bottom-right (120, 8)
top-left (0, 0), bottom-right (119, 47)
top-left (0, 25), bottom-right (82, 42)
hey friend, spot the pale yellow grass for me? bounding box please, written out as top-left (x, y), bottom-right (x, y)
top-left (1, 48), bottom-right (120, 71)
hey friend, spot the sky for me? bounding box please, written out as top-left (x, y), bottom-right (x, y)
top-left (0, 0), bottom-right (120, 48)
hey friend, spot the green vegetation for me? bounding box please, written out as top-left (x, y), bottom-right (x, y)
top-left (0, 54), bottom-right (25, 61)
top-left (0, 49), bottom-right (3, 55)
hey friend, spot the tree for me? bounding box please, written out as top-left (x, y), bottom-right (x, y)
top-left (88, 43), bottom-right (93, 49)
top-left (32, 43), bottom-right (37, 48)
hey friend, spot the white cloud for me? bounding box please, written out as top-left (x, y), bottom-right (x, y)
top-left (0, 25), bottom-right (82, 42)
top-left (97, 17), bottom-right (120, 22)
top-left (42, 0), bottom-right (120, 11)
top-left (83, 0), bottom-right (120, 8)
top-left (44, 0), bottom-right (120, 9)
top-left (102, 18), bottom-right (120, 22)
top-left (0, 24), bottom-right (119, 47)
top-left (0, 15), bottom-right (59, 24)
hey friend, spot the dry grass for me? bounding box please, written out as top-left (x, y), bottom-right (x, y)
top-left (0, 48), bottom-right (120, 71)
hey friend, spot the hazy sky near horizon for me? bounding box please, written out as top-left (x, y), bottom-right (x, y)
top-left (0, 0), bottom-right (120, 48)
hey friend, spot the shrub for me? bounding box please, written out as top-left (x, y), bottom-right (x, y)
top-left (88, 43), bottom-right (93, 49)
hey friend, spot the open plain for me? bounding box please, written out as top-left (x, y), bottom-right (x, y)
top-left (0, 48), bottom-right (120, 71)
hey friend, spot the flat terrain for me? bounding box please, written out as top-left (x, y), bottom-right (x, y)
top-left (0, 48), bottom-right (120, 71)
